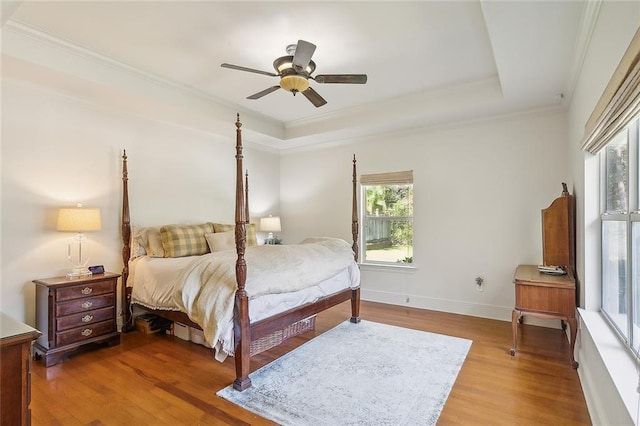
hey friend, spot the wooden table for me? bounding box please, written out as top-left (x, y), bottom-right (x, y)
top-left (1, 312), bottom-right (41, 425)
top-left (510, 264), bottom-right (578, 368)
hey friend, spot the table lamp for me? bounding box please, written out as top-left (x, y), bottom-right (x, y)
top-left (260, 215), bottom-right (282, 245)
top-left (57, 204), bottom-right (101, 278)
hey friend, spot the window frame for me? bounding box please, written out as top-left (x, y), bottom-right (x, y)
top-left (359, 171), bottom-right (414, 267)
top-left (600, 116), bottom-right (640, 356)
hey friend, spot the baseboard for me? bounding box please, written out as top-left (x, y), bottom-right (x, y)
top-left (360, 289), bottom-right (513, 322)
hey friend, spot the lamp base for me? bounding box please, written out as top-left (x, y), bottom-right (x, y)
top-left (66, 266), bottom-right (92, 279)
top-left (265, 235), bottom-right (282, 245)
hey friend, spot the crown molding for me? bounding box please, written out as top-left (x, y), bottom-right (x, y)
top-left (2, 20), bottom-right (285, 143)
top-left (562, 0), bottom-right (602, 106)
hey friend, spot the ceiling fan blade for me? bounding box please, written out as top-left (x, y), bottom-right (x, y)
top-left (221, 63), bottom-right (278, 77)
top-left (302, 87), bottom-right (327, 107)
top-left (314, 74), bottom-right (368, 84)
top-left (292, 40), bottom-right (316, 71)
top-left (247, 85), bottom-right (281, 100)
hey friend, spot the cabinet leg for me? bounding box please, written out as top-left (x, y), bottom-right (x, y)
top-left (567, 317), bottom-right (579, 369)
top-left (511, 309), bottom-right (520, 356)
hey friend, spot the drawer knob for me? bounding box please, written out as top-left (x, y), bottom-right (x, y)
top-left (81, 301), bottom-right (93, 309)
top-left (81, 287), bottom-right (93, 295)
top-left (81, 314), bottom-right (93, 323)
top-left (81, 328), bottom-right (93, 337)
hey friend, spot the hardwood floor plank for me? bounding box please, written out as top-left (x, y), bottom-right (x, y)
top-left (30, 301), bottom-right (591, 425)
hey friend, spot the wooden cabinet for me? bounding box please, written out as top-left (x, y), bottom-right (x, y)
top-left (33, 273), bottom-right (121, 367)
top-left (511, 265), bottom-right (578, 368)
top-left (0, 312), bottom-right (41, 426)
top-left (510, 184), bottom-right (578, 368)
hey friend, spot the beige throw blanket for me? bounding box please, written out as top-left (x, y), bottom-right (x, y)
top-left (174, 237), bottom-right (356, 360)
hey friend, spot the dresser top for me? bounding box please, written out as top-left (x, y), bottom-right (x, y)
top-left (513, 264), bottom-right (575, 289)
top-left (33, 272), bottom-right (120, 287)
top-left (0, 312), bottom-right (41, 344)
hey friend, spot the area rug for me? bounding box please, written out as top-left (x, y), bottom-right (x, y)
top-left (217, 320), bottom-right (472, 425)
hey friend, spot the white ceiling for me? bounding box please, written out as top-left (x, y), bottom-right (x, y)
top-left (1, 1), bottom-right (590, 150)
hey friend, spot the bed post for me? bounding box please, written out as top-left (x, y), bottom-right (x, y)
top-left (233, 114), bottom-right (252, 391)
top-left (121, 150), bottom-right (133, 331)
top-left (351, 155), bottom-right (361, 323)
top-left (245, 170), bottom-right (250, 224)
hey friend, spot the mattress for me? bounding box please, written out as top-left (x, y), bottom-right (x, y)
top-left (128, 246), bottom-right (360, 360)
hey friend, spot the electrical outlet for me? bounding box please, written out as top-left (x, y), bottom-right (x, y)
top-left (475, 276), bottom-right (484, 292)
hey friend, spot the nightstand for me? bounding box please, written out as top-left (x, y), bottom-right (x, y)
top-left (33, 272), bottom-right (121, 367)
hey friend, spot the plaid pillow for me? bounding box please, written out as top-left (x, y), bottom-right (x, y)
top-left (160, 223), bottom-right (214, 257)
top-left (211, 223), bottom-right (257, 247)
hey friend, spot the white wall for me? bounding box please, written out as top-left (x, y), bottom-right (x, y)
top-left (567, 1), bottom-right (640, 425)
top-left (281, 108), bottom-right (569, 321)
top-left (0, 76), bottom-right (280, 326)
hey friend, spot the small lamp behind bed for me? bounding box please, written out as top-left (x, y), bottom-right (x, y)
top-left (57, 204), bottom-right (101, 278)
top-left (260, 215), bottom-right (282, 245)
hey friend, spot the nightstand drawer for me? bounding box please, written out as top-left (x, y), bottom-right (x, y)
top-left (55, 281), bottom-right (114, 302)
top-left (56, 307), bottom-right (114, 331)
top-left (55, 320), bottom-right (115, 347)
top-left (55, 294), bottom-right (115, 317)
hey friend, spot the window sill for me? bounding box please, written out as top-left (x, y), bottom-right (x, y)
top-left (359, 262), bottom-right (417, 273)
top-left (578, 308), bottom-right (638, 423)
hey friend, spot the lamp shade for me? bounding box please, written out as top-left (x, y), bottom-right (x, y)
top-left (57, 206), bottom-right (102, 232)
top-left (260, 216), bottom-right (281, 233)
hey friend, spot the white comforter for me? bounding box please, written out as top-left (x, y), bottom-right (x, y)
top-left (131, 237), bottom-right (359, 361)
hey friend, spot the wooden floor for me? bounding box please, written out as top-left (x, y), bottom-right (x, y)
top-left (30, 301), bottom-right (591, 425)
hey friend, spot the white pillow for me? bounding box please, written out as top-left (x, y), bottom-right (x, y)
top-left (205, 231), bottom-right (235, 252)
top-left (130, 225), bottom-right (147, 259)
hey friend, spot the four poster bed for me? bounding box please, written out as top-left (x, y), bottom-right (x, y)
top-left (120, 114), bottom-right (361, 391)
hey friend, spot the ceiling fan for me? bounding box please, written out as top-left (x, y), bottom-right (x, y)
top-left (221, 40), bottom-right (367, 107)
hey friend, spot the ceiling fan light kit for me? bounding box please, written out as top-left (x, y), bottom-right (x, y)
top-left (280, 75), bottom-right (309, 94)
top-left (221, 39), bottom-right (367, 107)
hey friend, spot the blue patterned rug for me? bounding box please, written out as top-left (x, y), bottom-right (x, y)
top-left (217, 320), bottom-right (471, 425)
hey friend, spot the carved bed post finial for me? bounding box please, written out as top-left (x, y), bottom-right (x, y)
top-left (121, 150), bottom-right (132, 330)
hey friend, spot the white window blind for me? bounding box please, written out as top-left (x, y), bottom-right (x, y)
top-left (582, 27), bottom-right (640, 154)
top-left (360, 170), bottom-right (413, 185)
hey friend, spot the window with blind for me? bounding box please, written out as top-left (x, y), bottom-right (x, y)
top-left (360, 170), bottom-right (413, 265)
top-left (601, 116), bottom-right (640, 355)
top-left (584, 26), bottom-right (640, 357)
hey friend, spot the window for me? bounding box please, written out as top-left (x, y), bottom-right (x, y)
top-left (601, 116), bottom-right (640, 355)
top-left (360, 171), bottom-right (413, 265)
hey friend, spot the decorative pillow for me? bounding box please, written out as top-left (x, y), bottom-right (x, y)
top-left (130, 226), bottom-right (147, 259)
top-left (160, 223), bottom-right (214, 258)
top-left (133, 226), bottom-right (165, 258)
top-left (144, 227), bottom-right (165, 257)
top-left (205, 231), bottom-right (235, 252)
top-left (211, 223), bottom-right (257, 247)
